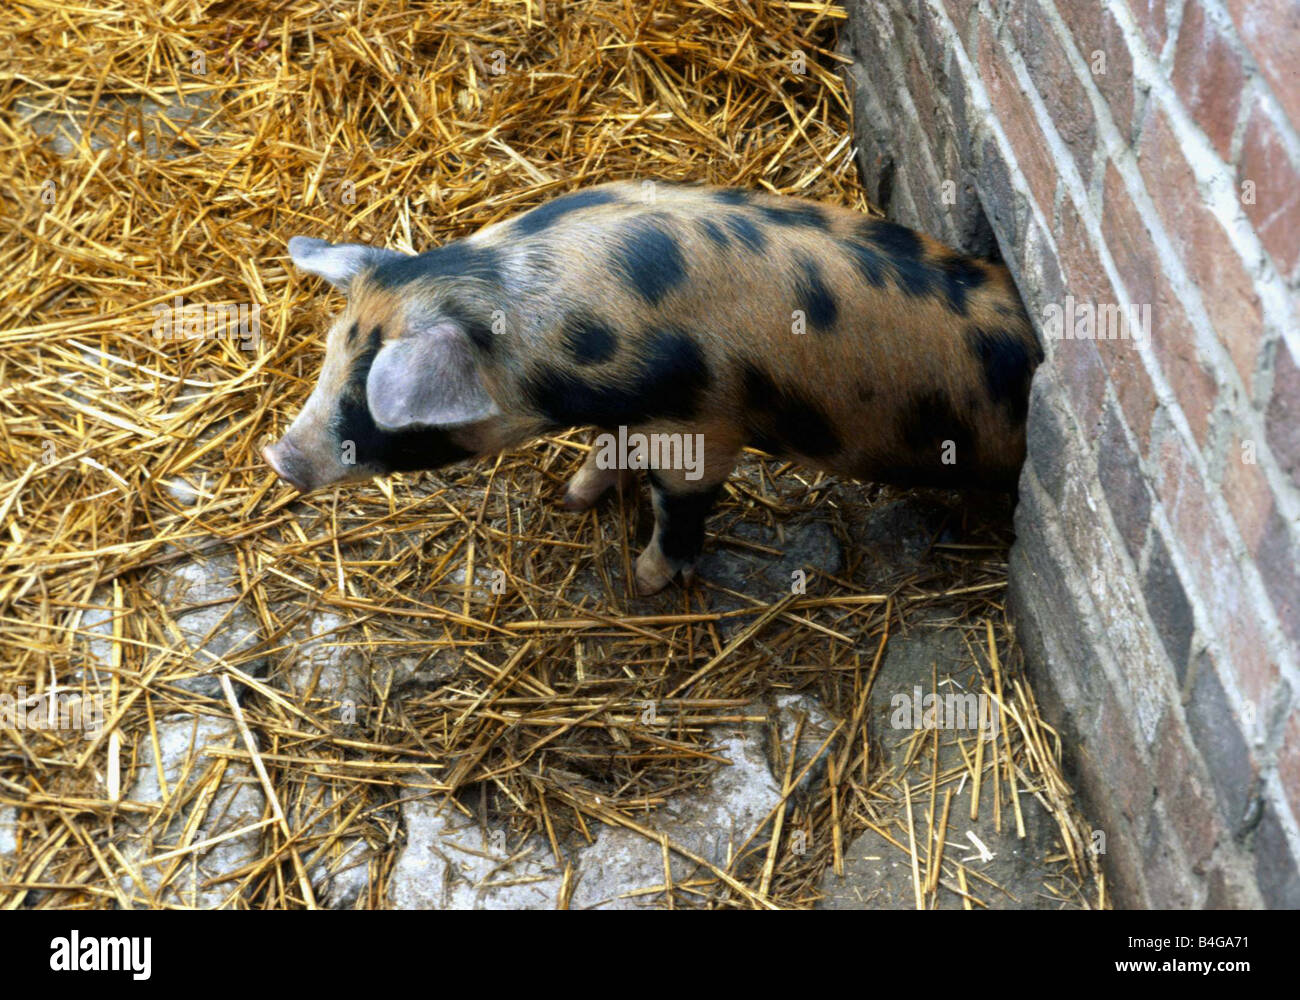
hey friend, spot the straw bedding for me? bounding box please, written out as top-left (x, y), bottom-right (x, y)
top-left (0, 0), bottom-right (1105, 908)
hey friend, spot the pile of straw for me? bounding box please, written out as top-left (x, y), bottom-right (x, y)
top-left (0, 0), bottom-right (1105, 908)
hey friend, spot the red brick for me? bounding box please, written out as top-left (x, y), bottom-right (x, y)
top-left (943, 0), bottom-right (980, 36)
top-left (1223, 616), bottom-right (1282, 711)
top-left (1143, 807), bottom-right (1200, 906)
top-left (1138, 108), bottom-right (1265, 388)
top-left (1058, 197), bottom-right (1110, 303)
top-left (1172, 1), bottom-right (1246, 160)
top-left (1226, 0), bottom-right (1300, 131)
top-left (1279, 712), bottom-right (1300, 828)
top-left (1153, 430), bottom-right (1223, 591)
top-left (1127, 0), bottom-right (1171, 52)
top-left (1185, 648), bottom-right (1258, 824)
top-left (1152, 711), bottom-right (1222, 867)
top-left (1059, 1), bottom-right (1136, 137)
top-left (1220, 426), bottom-right (1275, 551)
top-left (976, 21), bottom-right (1059, 218)
top-left (1255, 507), bottom-right (1300, 652)
top-left (1153, 426), bottom-right (1277, 706)
top-left (1099, 334), bottom-right (1159, 451)
top-left (1056, 336), bottom-right (1109, 433)
top-left (1150, 320), bottom-right (1218, 446)
top-left (1268, 338), bottom-right (1300, 490)
top-left (1100, 165), bottom-right (1160, 311)
top-left (1098, 165), bottom-right (1214, 444)
top-left (1098, 401), bottom-right (1154, 560)
top-left (1091, 679), bottom-right (1151, 823)
top-left (904, 28), bottom-right (938, 120)
top-left (1238, 100), bottom-right (1300, 278)
top-left (1007, 0), bottom-right (1098, 181)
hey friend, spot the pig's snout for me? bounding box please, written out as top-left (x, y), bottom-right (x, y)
top-left (262, 439), bottom-right (314, 492)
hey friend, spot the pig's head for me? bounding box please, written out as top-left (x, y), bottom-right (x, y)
top-left (263, 236), bottom-right (502, 493)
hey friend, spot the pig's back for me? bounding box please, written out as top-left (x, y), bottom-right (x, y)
top-left (466, 182), bottom-right (1040, 489)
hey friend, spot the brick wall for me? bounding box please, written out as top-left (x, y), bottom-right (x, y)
top-left (840, 0), bottom-right (1299, 907)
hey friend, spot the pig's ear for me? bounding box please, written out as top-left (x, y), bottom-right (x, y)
top-left (366, 322), bottom-right (500, 429)
top-left (288, 236), bottom-right (396, 292)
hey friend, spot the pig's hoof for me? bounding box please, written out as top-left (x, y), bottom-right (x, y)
top-left (561, 468), bottom-right (635, 512)
top-left (634, 547), bottom-right (693, 596)
top-left (560, 488), bottom-right (596, 512)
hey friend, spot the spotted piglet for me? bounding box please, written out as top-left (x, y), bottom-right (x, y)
top-left (264, 181), bottom-right (1042, 594)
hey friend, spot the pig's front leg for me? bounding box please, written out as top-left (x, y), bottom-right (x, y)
top-left (561, 430), bottom-right (636, 510)
top-left (634, 436), bottom-right (740, 595)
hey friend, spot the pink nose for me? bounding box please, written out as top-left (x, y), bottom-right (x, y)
top-left (262, 442), bottom-right (309, 492)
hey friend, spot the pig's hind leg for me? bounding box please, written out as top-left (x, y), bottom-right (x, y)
top-left (561, 430), bottom-right (635, 511)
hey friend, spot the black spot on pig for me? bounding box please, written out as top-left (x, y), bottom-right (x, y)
top-left (840, 233), bottom-right (890, 288)
top-left (882, 389), bottom-right (977, 487)
top-left (370, 242), bottom-right (502, 290)
top-left (864, 220), bottom-right (934, 298)
top-left (334, 327), bottom-right (474, 472)
top-left (561, 312), bottom-right (617, 364)
top-left (699, 219), bottom-right (730, 249)
top-left (724, 214), bottom-right (767, 252)
top-left (865, 219), bottom-right (924, 261)
top-left (611, 218), bottom-right (687, 305)
top-left (344, 321), bottom-right (361, 347)
top-left (741, 363), bottom-right (840, 458)
top-left (348, 326), bottom-right (383, 383)
top-left (757, 202), bottom-right (829, 229)
top-left (935, 255), bottom-right (988, 315)
top-left (649, 472), bottom-right (723, 565)
top-left (336, 326), bottom-right (387, 447)
top-left (970, 326), bottom-right (1039, 423)
top-left (513, 188), bottom-right (621, 236)
top-left (523, 327), bottom-right (709, 426)
top-left (716, 191), bottom-right (826, 232)
top-left (372, 423), bottom-right (475, 473)
top-left (901, 390), bottom-right (974, 454)
top-left (637, 328), bottom-right (711, 418)
top-left (795, 258), bottom-right (838, 331)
